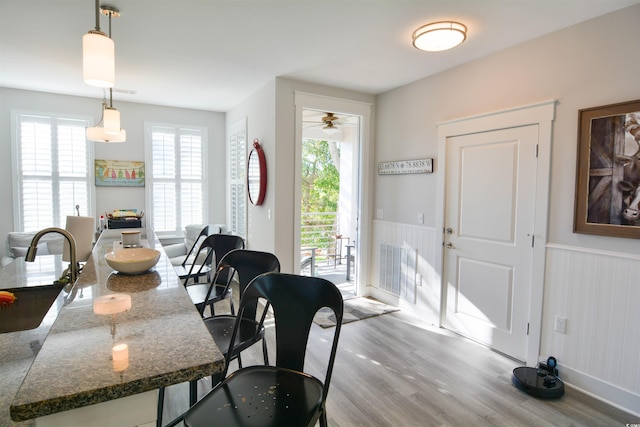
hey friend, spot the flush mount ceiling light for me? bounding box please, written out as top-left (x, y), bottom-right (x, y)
top-left (412, 21), bottom-right (467, 52)
top-left (83, 0), bottom-right (118, 87)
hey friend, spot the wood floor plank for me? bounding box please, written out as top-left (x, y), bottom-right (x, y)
top-left (162, 302), bottom-right (638, 426)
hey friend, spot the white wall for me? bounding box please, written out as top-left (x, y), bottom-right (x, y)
top-left (226, 78), bottom-right (374, 274)
top-left (225, 80), bottom-right (277, 255)
top-left (374, 5), bottom-right (640, 415)
top-left (0, 88), bottom-right (226, 257)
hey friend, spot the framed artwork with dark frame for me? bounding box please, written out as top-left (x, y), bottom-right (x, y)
top-left (574, 99), bottom-right (640, 238)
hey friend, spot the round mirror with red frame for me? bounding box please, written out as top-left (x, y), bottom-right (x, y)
top-left (247, 139), bottom-right (266, 206)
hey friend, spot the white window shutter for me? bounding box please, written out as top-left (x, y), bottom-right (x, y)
top-left (148, 124), bottom-right (206, 236)
top-left (15, 113), bottom-right (91, 232)
top-left (228, 119), bottom-right (247, 239)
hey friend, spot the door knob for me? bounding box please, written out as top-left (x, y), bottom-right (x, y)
top-left (444, 242), bottom-right (455, 249)
top-left (446, 227), bottom-right (453, 234)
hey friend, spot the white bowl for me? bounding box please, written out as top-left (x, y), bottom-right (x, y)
top-left (105, 248), bottom-right (161, 275)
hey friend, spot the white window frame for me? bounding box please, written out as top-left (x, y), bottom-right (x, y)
top-left (228, 118), bottom-right (247, 240)
top-left (11, 110), bottom-right (94, 232)
top-left (144, 122), bottom-right (208, 238)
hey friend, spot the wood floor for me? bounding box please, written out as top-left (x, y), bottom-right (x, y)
top-left (161, 304), bottom-right (637, 426)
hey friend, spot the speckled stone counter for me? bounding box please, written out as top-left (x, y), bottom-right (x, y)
top-left (0, 255), bottom-right (70, 427)
top-left (8, 229), bottom-right (224, 423)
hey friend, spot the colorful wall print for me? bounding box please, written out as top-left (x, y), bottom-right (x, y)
top-left (95, 160), bottom-right (145, 187)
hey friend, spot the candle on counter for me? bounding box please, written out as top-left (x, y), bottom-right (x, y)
top-left (112, 343), bottom-right (129, 372)
top-left (93, 294), bottom-right (132, 315)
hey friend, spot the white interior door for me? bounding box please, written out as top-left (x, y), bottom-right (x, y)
top-left (443, 125), bottom-right (538, 362)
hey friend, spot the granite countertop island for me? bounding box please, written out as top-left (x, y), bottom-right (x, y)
top-left (2, 228), bottom-right (224, 426)
top-left (0, 255), bottom-right (69, 427)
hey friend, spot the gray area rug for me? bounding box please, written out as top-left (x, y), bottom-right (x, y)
top-left (313, 297), bottom-right (399, 328)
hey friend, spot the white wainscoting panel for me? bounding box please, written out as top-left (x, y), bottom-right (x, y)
top-left (368, 225), bottom-right (640, 415)
top-left (543, 244), bottom-right (640, 415)
top-left (371, 220), bottom-right (439, 325)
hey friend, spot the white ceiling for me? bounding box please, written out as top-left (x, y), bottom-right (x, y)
top-left (2, 0), bottom-right (638, 112)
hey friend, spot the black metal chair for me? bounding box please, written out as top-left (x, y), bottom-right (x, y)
top-left (202, 249), bottom-right (280, 369)
top-left (157, 250), bottom-right (280, 427)
top-left (166, 272), bottom-right (344, 427)
top-left (184, 234), bottom-right (244, 316)
top-left (172, 225), bottom-right (210, 285)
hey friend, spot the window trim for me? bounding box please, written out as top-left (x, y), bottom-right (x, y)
top-left (11, 109), bottom-right (95, 232)
top-left (144, 122), bottom-right (209, 238)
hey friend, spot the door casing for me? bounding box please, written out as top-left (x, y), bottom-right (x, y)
top-left (294, 92), bottom-right (373, 296)
top-left (435, 100), bottom-right (556, 366)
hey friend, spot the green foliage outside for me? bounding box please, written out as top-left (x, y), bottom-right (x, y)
top-left (301, 138), bottom-right (340, 251)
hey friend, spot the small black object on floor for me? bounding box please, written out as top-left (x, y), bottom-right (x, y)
top-left (512, 356), bottom-right (565, 399)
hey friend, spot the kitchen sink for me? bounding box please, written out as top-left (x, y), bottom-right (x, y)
top-left (0, 285), bottom-right (63, 333)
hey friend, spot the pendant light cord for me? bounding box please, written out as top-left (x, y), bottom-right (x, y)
top-left (105, 8), bottom-right (114, 109)
top-left (93, 0), bottom-right (101, 32)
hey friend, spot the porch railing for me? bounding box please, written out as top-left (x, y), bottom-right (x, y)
top-left (300, 211), bottom-right (338, 261)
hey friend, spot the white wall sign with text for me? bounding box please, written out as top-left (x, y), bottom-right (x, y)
top-left (377, 158), bottom-right (433, 175)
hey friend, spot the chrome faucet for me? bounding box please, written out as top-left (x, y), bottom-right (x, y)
top-left (25, 228), bottom-right (79, 285)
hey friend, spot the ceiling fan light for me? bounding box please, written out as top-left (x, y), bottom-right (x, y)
top-left (323, 123), bottom-right (340, 135)
top-left (83, 31), bottom-right (115, 87)
top-left (103, 107), bottom-right (120, 134)
top-left (412, 21), bottom-right (467, 52)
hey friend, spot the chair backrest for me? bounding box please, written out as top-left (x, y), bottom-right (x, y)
top-left (180, 225), bottom-right (210, 267)
top-left (225, 272), bottom-right (343, 398)
top-left (184, 233), bottom-right (245, 285)
top-left (208, 249), bottom-right (280, 318)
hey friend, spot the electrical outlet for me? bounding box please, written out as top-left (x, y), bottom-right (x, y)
top-left (555, 316), bottom-right (567, 334)
top-left (377, 209), bottom-right (383, 220)
top-left (418, 213), bottom-right (424, 224)
top-left (416, 273), bottom-right (422, 286)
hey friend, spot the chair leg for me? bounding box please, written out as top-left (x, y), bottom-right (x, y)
top-left (319, 404), bottom-right (328, 427)
top-left (211, 370), bottom-right (223, 388)
top-left (237, 352), bottom-right (243, 369)
top-left (156, 387), bottom-right (164, 427)
top-left (189, 379), bottom-right (197, 406)
top-left (262, 338), bottom-right (269, 365)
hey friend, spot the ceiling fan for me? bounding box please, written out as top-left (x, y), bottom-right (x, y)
top-left (303, 112), bottom-right (344, 134)
top-left (321, 113), bottom-right (339, 133)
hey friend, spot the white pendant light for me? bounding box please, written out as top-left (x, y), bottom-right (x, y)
top-left (87, 126), bottom-right (127, 143)
top-left (103, 107), bottom-right (121, 134)
top-left (412, 21), bottom-right (467, 52)
top-left (85, 5), bottom-right (125, 143)
top-left (87, 89), bottom-right (126, 143)
top-left (83, 0), bottom-right (115, 87)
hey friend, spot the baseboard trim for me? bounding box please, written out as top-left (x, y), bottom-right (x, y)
top-left (366, 285), bottom-right (399, 306)
top-left (560, 364), bottom-right (640, 418)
